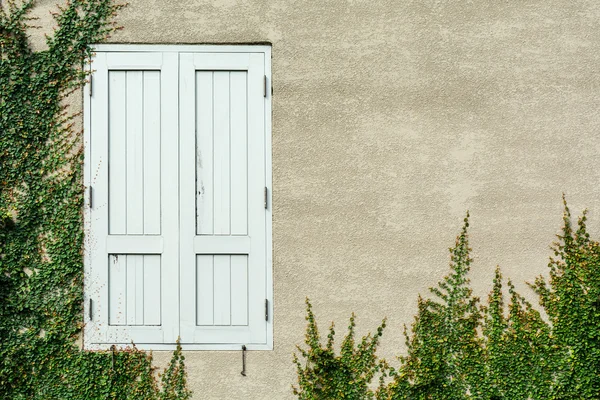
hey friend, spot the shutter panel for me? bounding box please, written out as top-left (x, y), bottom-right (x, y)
top-left (179, 53), bottom-right (268, 345)
top-left (85, 52), bottom-right (179, 346)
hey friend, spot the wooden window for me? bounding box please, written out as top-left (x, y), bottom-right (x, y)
top-left (83, 46), bottom-right (272, 350)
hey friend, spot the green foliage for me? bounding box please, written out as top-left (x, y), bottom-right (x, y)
top-left (159, 341), bottom-right (192, 400)
top-left (0, 1), bottom-right (190, 398)
top-left (293, 299), bottom-right (388, 400)
top-left (532, 199), bottom-right (600, 399)
top-left (297, 205), bottom-right (600, 399)
top-left (481, 268), bottom-right (555, 400)
top-left (389, 214), bottom-right (484, 400)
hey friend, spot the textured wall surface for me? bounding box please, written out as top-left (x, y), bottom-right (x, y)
top-left (29, 0), bottom-right (600, 398)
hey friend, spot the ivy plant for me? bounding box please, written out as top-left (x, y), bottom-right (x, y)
top-left (532, 200), bottom-right (600, 399)
top-left (0, 1), bottom-right (191, 398)
top-left (388, 214), bottom-right (484, 400)
top-left (480, 267), bottom-right (556, 400)
top-left (297, 203), bottom-right (600, 399)
top-left (293, 299), bottom-right (389, 400)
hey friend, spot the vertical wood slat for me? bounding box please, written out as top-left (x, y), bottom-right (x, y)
top-left (143, 255), bottom-right (161, 325)
top-left (126, 255), bottom-right (144, 325)
top-left (196, 255), bottom-right (214, 325)
top-left (196, 72), bottom-right (214, 235)
top-left (213, 255), bottom-right (231, 325)
top-left (135, 256), bottom-right (145, 325)
top-left (143, 71), bottom-right (162, 235)
top-left (109, 254), bottom-right (126, 325)
top-left (230, 72), bottom-right (248, 236)
top-left (126, 71), bottom-right (144, 234)
top-left (213, 72), bottom-right (231, 235)
top-left (126, 255), bottom-right (135, 325)
top-left (230, 255), bottom-right (248, 326)
top-left (108, 71), bottom-right (127, 235)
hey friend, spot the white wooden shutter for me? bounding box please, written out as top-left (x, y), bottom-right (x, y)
top-left (85, 52), bottom-right (179, 346)
top-left (179, 52), bottom-right (268, 345)
top-left (85, 46), bottom-right (271, 350)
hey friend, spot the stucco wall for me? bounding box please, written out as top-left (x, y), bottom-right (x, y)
top-left (29, 0), bottom-right (600, 398)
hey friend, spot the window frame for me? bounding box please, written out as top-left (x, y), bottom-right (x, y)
top-left (83, 44), bottom-right (273, 351)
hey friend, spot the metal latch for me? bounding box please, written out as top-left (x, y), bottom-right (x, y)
top-left (241, 345), bottom-right (247, 376)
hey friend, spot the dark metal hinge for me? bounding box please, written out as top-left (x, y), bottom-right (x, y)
top-left (264, 187), bottom-right (268, 209)
top-left (111, 345), bottom-right (116, 369)
top-left (263, 75), bottom-right (267, 98)
top-left (88, 186), bottom-right (93, 208)
top-left (265, 299), bottom-right (269, 321)
top-left (89, 298), bottom-right (93, 320)
top-left (89, 75), bottom-right (93, 97)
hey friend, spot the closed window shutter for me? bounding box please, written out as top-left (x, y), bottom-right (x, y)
top-left (85, 48), bottom-right (270, 349)
top-left (179, 53), bottom-right (268, 345)
top-left (85, 52), bottom-right (180, 346)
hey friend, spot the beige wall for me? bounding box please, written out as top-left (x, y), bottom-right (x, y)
top-left (30, 0), bottom-right (600, 398)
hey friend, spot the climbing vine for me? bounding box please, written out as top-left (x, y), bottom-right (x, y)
top-left (0, 1), bottom-right (190, 398)
top-left (295, 202), bottom-right (600, 399)
top-left (531, 201), bottom-right (600, 399)
top-left (292, 299), bottom-right (388, 400)
top-left (391, 214), bottom-right (485, 400)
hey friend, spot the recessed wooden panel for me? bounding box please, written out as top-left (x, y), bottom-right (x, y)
top-left (196, 255), bottom-right (214, 326)
top-left (108, 71), bottom-right (162, 235)
top-left (196, 255), bottom-right (248, 327)
top-left (196, 71), bottom-right (249, 236)
top-left (108, 254), bottom-right (127, 325)
top-left (109, 254), bottom-right (161, 326)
